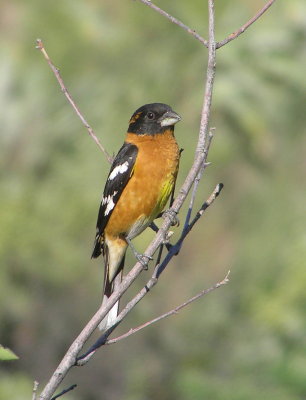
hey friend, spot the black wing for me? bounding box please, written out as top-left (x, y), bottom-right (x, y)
top-left (91, 142), bottom-right (138, 258)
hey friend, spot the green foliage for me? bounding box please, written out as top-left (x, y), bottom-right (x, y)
top-left (0, 346), bottom-right (18, 361)
top-left (1, 0), bottom-right (306, 399)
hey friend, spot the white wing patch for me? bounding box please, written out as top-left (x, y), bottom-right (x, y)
top-left (108, 161), bottom-right (129, 180)
top-left (102, 191), bottom-right (118, 216)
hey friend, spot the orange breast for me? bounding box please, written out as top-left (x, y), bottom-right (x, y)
top-left (105, 130), bottom-right (180, 239)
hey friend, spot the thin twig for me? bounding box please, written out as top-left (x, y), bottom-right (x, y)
top-left (188, 182), bottom-right (223, 233)
top-left (107, 271), bottom-right (230, 344)
top-left (137, 0), bottom-right (208, 48)
top-left (35, 39), bottom-right (113, 164)
top-left (32, 381), bottom-right (39, 400)
top-left (50, 384), bottom-right (77, 400)
top-left (216, 0), bottom-right (276, 48)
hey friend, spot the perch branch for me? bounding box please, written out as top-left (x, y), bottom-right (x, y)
top-left (35, 39), bottom-right (112, 164)
top-left (216, 0), bottom-right (276, 48)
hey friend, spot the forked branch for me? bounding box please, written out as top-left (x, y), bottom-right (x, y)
top-left (137, 0), bottom-right (276, 50)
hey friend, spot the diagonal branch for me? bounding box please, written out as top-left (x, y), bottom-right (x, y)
top-left (107, 271), bottom-right (230, 345)
top-left (137, 0), bottom-right (208, 47)
top-left (216, 0), bottom-right (276, 48)
top-left (186, 182), bottom-right (224, 235)
top-left (36, 39), bottom-right (113, 164)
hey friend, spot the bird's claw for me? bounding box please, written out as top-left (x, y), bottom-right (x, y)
top-left (126, 237), bottom-right (152, 270)
top-left (163, 209), bottom-right (180, 227)
top-left (135, 253), bottom-right (152, 270)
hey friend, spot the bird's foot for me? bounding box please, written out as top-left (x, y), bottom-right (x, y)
top-left (163, 208), bottom-right (180, 227)
top-left (135, 253), bottom-right (153, 270)
top-left (126, 237), bottom-right (152, 270)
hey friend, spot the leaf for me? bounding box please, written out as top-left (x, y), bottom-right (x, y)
top-left (0, 345), bottom-right (19, 361)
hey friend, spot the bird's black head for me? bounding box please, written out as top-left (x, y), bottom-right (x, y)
top-left (128, 103), bottom-right (181, 135)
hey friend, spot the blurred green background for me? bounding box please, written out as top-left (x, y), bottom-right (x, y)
top-left (1, 0), bottom-right (306, 399)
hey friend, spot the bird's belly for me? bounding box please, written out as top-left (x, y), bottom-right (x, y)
top-left (105, 132), bottom-right (179, 239)
top-left (105, 175), bottom-right (172, 238)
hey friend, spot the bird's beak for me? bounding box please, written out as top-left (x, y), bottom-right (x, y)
top-left (159, 110), bottom-right (182, 127)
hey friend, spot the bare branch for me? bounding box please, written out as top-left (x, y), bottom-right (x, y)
top-left (216, 0), bottom-right (276, 48)
top-left (35, 39), bottom-right (113, 164)
top-left (106, 271), bottom-right (230, 345)
top-left (188, 182), bottom-right (223, 234)
top-left (137, 0), bottom-right (208, 47)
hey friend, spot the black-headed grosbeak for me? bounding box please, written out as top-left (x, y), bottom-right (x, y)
top-left (92, 103), bottom-right (181, 330)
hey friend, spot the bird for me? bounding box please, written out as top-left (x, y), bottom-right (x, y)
top-left (92, 103), bottom-right (181, 330)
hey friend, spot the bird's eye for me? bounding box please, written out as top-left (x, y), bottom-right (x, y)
top-left (147, 112), bottom-right (155, 120)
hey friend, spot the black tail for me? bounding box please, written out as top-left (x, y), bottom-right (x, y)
top-left (91, 233), bottom-right (102, 258)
